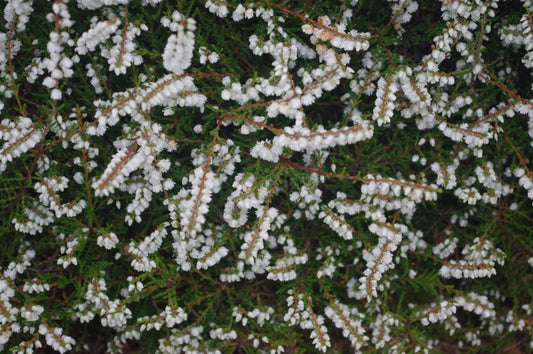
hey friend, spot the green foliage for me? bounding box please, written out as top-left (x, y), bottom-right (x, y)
top-left (1, 0), bottom-right (533, 353)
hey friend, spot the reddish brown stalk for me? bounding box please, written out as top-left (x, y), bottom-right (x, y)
top-left (506, 135), bottom-right (533, 179)
top-left (283, 157), bottom-right (437, 192)
top-left (377, 74), bottom-right (394, 118)
top-left (1, 126), bottom-right (38, 154)
top-left (115, 6), bottom-right (129, 71)
top-left (320, 280), bottom-right (367, 341)
top-left (6, 19), bottom-right (25, 116)
top-left (468, 100), bottom-right (514, 127)
top-left (365, 240), bottom-right (390, 296)
top-left (185, 119), bottom-right (222, 233)
top-left (480, 67), bottom-right (533, 106)
top-left (302, 290), bottom-right (329, 348)
top-left (243, 164), bottom-right (285, 261)
top-left (223, 113), bottom-right (364, 138)
top-left (323, 207), bottom-right (357, 236)
top-left (95, 142), bottom-right (137, 192)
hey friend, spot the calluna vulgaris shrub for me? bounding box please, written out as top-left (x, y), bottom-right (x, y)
top-left (1, 0), bottom-right (533, 352)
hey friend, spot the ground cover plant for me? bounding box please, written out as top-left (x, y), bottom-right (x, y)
top-left (1, 0), bottom-right (533, 352)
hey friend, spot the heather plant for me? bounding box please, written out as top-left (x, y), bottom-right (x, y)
top-left (1, 0), bottom-right (533, 353)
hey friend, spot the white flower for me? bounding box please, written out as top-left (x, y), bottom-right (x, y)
top-left (163, 17), bottom-right (196, 75)
top-left (96, 232), bottom-right (119, 249)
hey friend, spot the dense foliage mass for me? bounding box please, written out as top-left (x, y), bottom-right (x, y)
top-left (1, 0), bottom-right (533, 352)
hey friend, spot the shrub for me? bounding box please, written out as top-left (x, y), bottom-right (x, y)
top-left (1, 0), bottom-right (533, 352)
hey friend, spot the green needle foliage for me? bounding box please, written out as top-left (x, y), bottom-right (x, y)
top-left (0, 0), bottom-right (532, 353)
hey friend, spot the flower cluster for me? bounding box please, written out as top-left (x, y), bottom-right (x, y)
top-left (128, 223), bottom-right (167, 272)
top-left (1, 0), bottom-right (533, 352)
top-left (439, 237), bottom-right (506, 279)
top-left (162, 12), bottom-right (196, 75)
top-left (0, 117), bottom-right (42, 172)
top-left (324, 300), bottom-right (368, 350)
top-left (284, 290), bottom-right (331, 352)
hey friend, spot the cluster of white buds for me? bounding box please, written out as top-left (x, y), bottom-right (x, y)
top-left (474, 163), bottom-right (512, 205)
top-left (205, 0), bottom-right (228, 18)
top-left (12, 201), bottom-right (54, 235)
top-left (100, 17), bottom-right (146, 75)
top-left (361, 174), bottom-right (439, 206)
top-left (354, 222), bottom-right (408, 300)
top-left (505, 309), bottom-right (527, 333)
top-left (430, 161), bottom-right (458, 190)
top-left (0, 273), bottom-right (18, 346)
top-left (209, 325), bottom-right (237, 341)
top-left (308, 313), bottom-right (331, 352)
top-left (397, 67), bottom-right (432, 119)
top-left (252, 123), bottom-right (374, 164)
top-left (85, 63), bottom-right (104, 94)
top-left (232, 307), bottom-right (248, 325)
top-left (316, 246), bottom-right (342, 278)
top-left (514, 167), bottom-right (533, 201)
top-left (96, 230), bottom-right (120, 249)
top-left (372, 76), bottom-right (399, 126)
top-left (283, 290), bottom-right (310, 326)
top-left (247, 333), bottom-right (271, 349)
top-left (223, 173), bottom-right (268, 228)
top-left (232, 3), bottom-right (254, 22)
top-left (157, 326), bottom-right (206, 353)
top-left (418, 300), bottom-right (457, 326)
top-left (137, 305), bottom-right (187, 331)
top-left (122, 276), bottom-right (144, 298)
top-left (289, 184), bottom-right (322, 220)
top-left (499, 11), bottom-right (533, 68)
top-left (389, 0), bottom-right (419, 28)
top-left (266, 250), bottom-right (307, 282)
top-left (34, 176), bottom-right (86, 218)
top-left (3, 247), bottom-right (35, 280)
top-left (128, 223), bottom-right (167, 272)
top-left (455, 186), bottom-right (482, 205)
top-left (57, 230), bottom-right (88, 268)
top-left (319, 206), bottom-right (354, 240)
top-left (170, 141), bottom-right (240, 271)
top-left (325, 300), bottom-right (368, 350)
top-left (92, 145), bottom-right (149, 197)
top-left (220, 79), bottom-right (262, 105)
top-left (219, 261), bottom-right (245, 283)
top-left (4, 0), bottom-right (33, 32)
top-left (198, 46), bottom-right (219, 65)
top-left (232, 306), bottom-right (274, 327)
top-left (76, 17), bottom-right (121, 55)
top-left (42, 1), bottom-right (75, 101)
top-left (38, 323), bottom-right (75, 353)
top-left (283, 290), bottom-right (330, 352)
top-left (79, 277), bottom-right (132, 329)
top-left (328, 192), bottom-right (378, 220)
top-left (20, 304), bottom-right (44, 322)
top-left (301, 15), bottom-right (370, 52)
top-left (126, 185), bottom-right (153, 225)
top-left (239, 206), bottom-right (278, 265)
top-left (438, 120), bottom-right (493, 150)
top-left (369, 313), bottom-right (400, 350)
top-left (162, 11), bottom-right (195, 75)
top-left (90, 74), bottom-right (206, 136)
top-left (76, 0), bottom-right (130, 10)
top-left (192, 238), bottom-right (229, 270)
top-left (1, 0), bottom-right (27, 97)
top-left (455, 292), bottom-right (496, 320)
top-left (0, 117), bottom-right (42, 172)
top-left (23, 278), bottom-right (51, 294)
top-left (439, 237), bottom-right (505, 279)
top-left (433, 236), bottom-right (458, 259)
